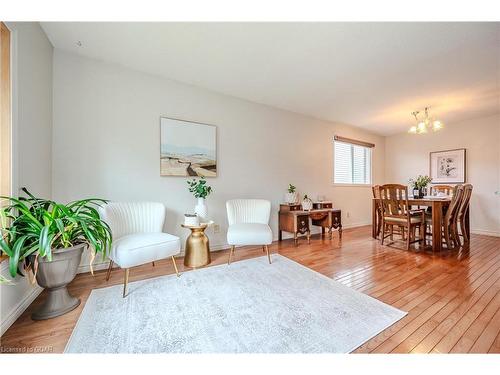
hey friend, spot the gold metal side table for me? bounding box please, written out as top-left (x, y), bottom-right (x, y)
top-left (181, 223), bottom-right (211, 268)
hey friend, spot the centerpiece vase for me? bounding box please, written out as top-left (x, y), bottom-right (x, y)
top-left (413, 187), bottom-right (420, 198)
top-left (195, 198), bottom-right (208, 222)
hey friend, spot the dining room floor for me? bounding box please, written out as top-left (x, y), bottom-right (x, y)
top-left (1, 225), bottom-right (499, 353)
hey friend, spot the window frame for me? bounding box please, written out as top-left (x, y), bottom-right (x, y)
top-left (0, 22), bottom-right (11, 198)
top-left (332, 138), bottom-right (373, 187)
top-left (0, 22), bottom-right (11, 261)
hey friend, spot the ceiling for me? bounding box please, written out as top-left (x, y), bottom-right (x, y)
top-left (40, 22), bottom-right (500, 135)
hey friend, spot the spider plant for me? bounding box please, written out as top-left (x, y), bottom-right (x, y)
top-left (0, 188), bottom-right (112, 279)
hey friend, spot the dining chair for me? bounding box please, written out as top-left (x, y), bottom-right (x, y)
top-left (429, 185), bottom-right (454, 196)
top-left (456, 184), bottom-right (473, 244)
top-left (100, 202), bottom-right (181, 297)
top-left (426, 184), bottom-right (454, 214)
top-left (371, 185), bottom-right (383, 238)
top-left (425, 185), bottom-right (464, 249)
top-left (379, 184), bottom-right (425, 250)
top-left (226, 199), bottom-right (273, 264)
top-left (373, 185), bottom-right (406, 240)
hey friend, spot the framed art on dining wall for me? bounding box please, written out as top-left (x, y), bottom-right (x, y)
top-left (160, 117), bottom-right (217, 177)
top-left (429, 148), bottom-right (466, 184)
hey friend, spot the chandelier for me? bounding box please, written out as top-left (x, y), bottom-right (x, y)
top-left (408, 107), bottom-right (443, 134)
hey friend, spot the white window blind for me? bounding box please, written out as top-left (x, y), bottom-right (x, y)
top-left (334, 140), bottom-right (372, 184)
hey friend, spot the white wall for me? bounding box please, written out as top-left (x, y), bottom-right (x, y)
top-left (52, 50), bottom-right (385, 270)
top-left (0, 22), bottom-right (52, 335)
top-left (385, 113), bottom-right (500, 236)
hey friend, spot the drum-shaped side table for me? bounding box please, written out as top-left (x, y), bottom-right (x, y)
top-left (181, 223), bottom-right (211, 268)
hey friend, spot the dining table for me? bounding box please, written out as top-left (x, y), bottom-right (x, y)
top-left (371, 196), bottom-right (470, 252)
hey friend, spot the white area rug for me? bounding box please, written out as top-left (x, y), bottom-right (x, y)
top-left (65, 255), bottom-right (406, 353)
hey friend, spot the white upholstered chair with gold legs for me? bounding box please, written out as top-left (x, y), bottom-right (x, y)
top-left (226, 199), bottom-right (273, 265)
top-left (100, 202), bottom-right (181, 297)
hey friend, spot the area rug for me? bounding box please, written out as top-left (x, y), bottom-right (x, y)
top-left (65, 255), bottom-right (406, 353)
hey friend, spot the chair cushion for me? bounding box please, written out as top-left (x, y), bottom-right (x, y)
top-left (110, 233), bottom-right (180, 268)
top-left (384, 216), bottom-right (423, 224)
top-left (227, 223), bottom-right (273, 246)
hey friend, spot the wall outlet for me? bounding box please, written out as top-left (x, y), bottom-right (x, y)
top-left (346, 212), bottom-right (350, 218)
top-left (213, 224), bottom-right (221, 234)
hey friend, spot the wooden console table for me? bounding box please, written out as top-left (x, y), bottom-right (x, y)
top-left (278, 202), bottom-right (342, 246)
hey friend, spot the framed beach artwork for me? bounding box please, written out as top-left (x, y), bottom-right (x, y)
top-left (429, 148), bottom-right (466, 184)
top-left (160, 117), bottom-right (217, 177)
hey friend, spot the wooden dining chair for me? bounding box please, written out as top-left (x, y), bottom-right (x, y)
top-left (372, 185), bottom-right (382, 238)
top-left (456, 184), bottom-right (473, 244)
top-left (426, 184), bottom-right (454, 214)
top-left (429, 185), bottom-right (454, 196)
top-left (425, 185), bottom-right (464, 249)
top-left (379, 184), bottom-right (425, 250)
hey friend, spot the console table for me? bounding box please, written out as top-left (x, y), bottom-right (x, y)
top-left (278, 202), bottom-right (342, 246)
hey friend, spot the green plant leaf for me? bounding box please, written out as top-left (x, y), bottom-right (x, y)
top-left (0, 189), bottom-right (112, 274)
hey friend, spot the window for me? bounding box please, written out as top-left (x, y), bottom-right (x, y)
top-left (333, 136), bottom-right (373, 185)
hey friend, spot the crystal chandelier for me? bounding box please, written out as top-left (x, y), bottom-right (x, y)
top-left (408, 107), bottom-right (443, 134)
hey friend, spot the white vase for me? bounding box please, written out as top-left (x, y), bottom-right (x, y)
top-left (194, 198), bottom-right (208, 222)
top-left (285, 192), bottom-right (298, 204)
top-left (302, 197), bottom-right (313, 210)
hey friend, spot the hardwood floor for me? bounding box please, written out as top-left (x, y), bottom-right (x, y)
top-left (1, 225), bottom-right (499, 353)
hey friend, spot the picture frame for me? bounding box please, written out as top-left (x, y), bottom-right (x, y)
top-left (429, 148), bottom-right (466, 184)
top-left (160, 117), bottom-right (217, 177)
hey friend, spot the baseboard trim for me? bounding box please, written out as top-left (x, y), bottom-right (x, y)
top-left (76, 223), bottom-right (370, 273)
top-left (342, 222), bottom-right (371, 229)
top-left (471, 229), bottom-right (500, 238)
top-left (0, 284), bottom-right (42, 336)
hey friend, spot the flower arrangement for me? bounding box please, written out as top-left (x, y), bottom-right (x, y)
top-left (285, 184), bottom-right (298, 204)
top-left (409, 175), bottom-right (432, 189)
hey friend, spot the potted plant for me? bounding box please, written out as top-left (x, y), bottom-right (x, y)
top-left (285, 184), bottom-right (298, 204)
top-left (0, 188), bottom-right (112, 320)
top-left (187, 177), bottom-right (213, 222)
top-left (408, 175), bottom-right (432, 198)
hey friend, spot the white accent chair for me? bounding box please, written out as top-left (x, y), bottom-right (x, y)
top-left (226, 199), bottom-right (273, 264)
top-left (100, 202), bottom-right (181, 297)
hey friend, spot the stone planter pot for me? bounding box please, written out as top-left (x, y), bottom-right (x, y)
top-left (31, 244), bottom-right (85, 320)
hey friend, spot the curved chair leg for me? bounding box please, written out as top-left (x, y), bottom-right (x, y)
top-left (444, 225), bottom-right (453, 249)
top-left (376, 211), bottom-right (382, 238)
top-left (106, 260), bottom-right (114, 281)
top-left (265, 245), bottom-right (272, 264)
top-left (460, 217), bottom-right (469, 243)
top-left (453, 222), bottom-right (461, 247)
top-left (406, 226), bottom-right (411, 250)
top-left (228, 245), bottom-right (235, 265)
top-left (123, 268), bottom-right (130, 298)
top-left (171, 256), bottom-right (180, 277)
